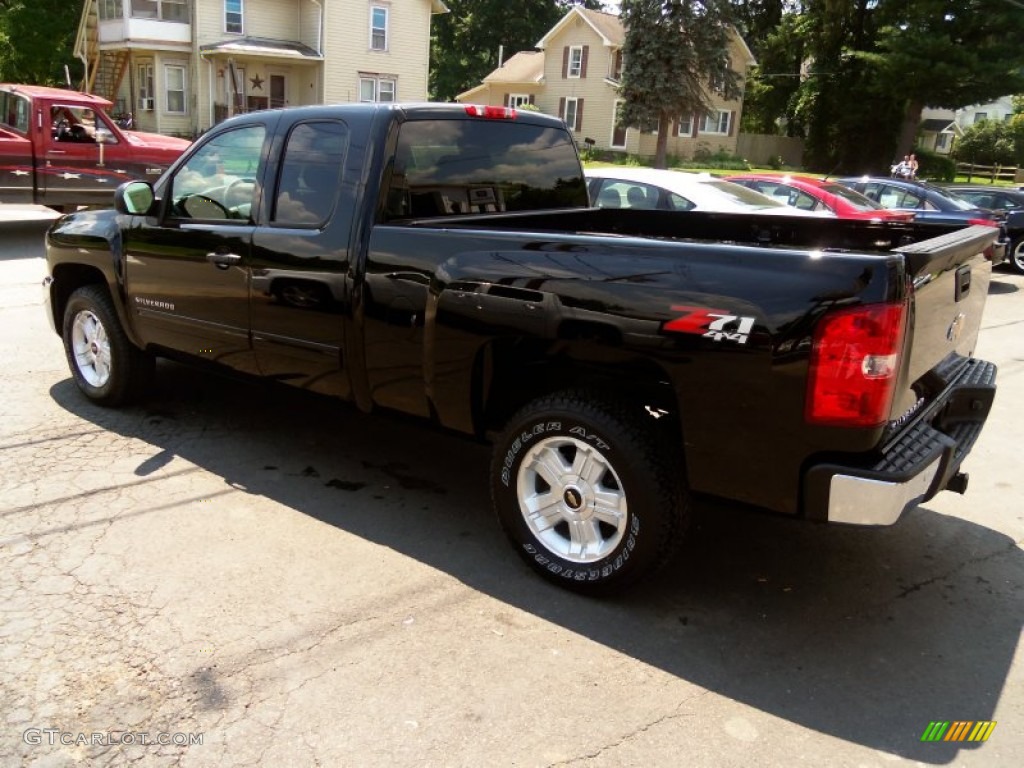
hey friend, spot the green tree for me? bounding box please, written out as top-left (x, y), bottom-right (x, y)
top-left (955, 119), bottom-right (1017, 166)
top-left (868, 0), bottom-right (1024, 157)
top-left (0, 0), bottom-right (81, 85)
top-left (619, 0), bottom-right (740, 168)
top-left (430, 1), bottom-right (604, 103)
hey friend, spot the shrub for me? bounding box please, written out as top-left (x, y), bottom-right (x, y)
top-left (913, 148), bottom-right (956, 182)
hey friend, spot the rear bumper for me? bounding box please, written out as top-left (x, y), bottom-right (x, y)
top-left (804, 358), bottom-right (997, 525)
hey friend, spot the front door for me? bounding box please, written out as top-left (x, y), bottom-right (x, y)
top-left (43, 104), bottom-right (133, 206)
top-left (124, 121), bottom-right (271, 373)
top-left (270, 75), bottom-right (286, 109)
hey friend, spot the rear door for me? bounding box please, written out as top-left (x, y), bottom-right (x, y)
top-left (124, 118), bottom-right (272, 373)
top-left (250, 118), bottom-right (355, 398)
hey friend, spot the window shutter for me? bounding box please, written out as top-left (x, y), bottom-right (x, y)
top-left (504, 93), bottom-right (510, 107)
top-left (580, 46), bottom-right (589, 78)
top-left (529, 94), bottom-right (535, 105)
top-left (728, 110), bottom-right (736, 137)
top-left (672, 120), bottom-right (679, 137)
top-left (562, 47), bottom-right (569, 79)
top-left (576, 99), bottom-right (584, 132)
top-left (559, 97), bottom-right (566, 121)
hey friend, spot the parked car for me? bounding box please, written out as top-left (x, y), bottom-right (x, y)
top-left (585, 167), bottom-right (834, 216)
top-left (836, 176), bottom-right (1002, 228)
top-left (943, 185), bottom-right (1024, 273)
top-left (725, 173), bottom-right (913, 221)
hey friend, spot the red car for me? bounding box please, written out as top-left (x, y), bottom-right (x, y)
top-left (725, 174), bottom-right (914, 221)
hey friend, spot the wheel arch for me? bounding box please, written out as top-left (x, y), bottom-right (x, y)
top-left (49, 263), bottom-right (142, 347)
top-left (474, 336), bottom-right (685, 454)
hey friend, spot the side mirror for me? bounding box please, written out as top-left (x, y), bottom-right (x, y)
top-left (95, 128), bottom-right (114, 144)
top-left (115, 181), bottom-right (156, 215)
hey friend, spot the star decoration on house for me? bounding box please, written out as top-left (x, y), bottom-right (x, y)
top-left (250, 74), bottom-right (264, 91)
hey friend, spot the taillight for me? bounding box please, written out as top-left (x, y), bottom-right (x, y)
top-left (806, 302), bottom-right (907, 427)
top-left (464, 105), bottom-right (517, 119)
top-left (967, 218), bottom-right (998, 227)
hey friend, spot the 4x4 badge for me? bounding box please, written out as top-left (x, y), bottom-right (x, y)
top-left (663, 305), bottom-right (756, 345)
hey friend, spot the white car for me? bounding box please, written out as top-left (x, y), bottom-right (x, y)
top-left (585, 167), bottom-right (835, 217)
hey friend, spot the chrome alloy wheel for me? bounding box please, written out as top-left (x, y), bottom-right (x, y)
top-left (71, 309), bottom-right (112, 388)
top-left (516, 436), bottom-right (628, 563)
top-left (1012, 238), bottom-right (1024, 274)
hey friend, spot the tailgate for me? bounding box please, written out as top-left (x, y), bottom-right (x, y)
top-left (890, 225), bottom-right (996, 421)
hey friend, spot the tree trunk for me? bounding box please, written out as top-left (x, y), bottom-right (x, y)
top-left (654, 110), bottom-right (670, 169)
top-left (896, 99), bottom-right (925, 158)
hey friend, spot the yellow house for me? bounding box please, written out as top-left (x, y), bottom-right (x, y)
top-left (74, 0), bottom-right (448, 137)
top-left (456, 6), bottom-right (755, 159)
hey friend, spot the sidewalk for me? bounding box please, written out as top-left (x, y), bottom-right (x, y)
top-left (0, 204), bottom-right (60, 223)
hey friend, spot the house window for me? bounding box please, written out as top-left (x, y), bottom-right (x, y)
top-left (701, 110), bottom-right (730, 135)
top-left (359, 76), bottom-right (396, 103)
top-left (161, 0), bottom-right (188, 22)
top-left (130, 1), bottom-right (188, 21)
top-left (562, 97), bottom-right (582, 132)
top-left (567, 46), bottom-right (583, 78)
top-left (137, 63), bottom-right (155, 111)
top-left (225, 0), bottom-right (243, 34)
top-left (936, 133), bottom-right (950, 151)
top-left (973, 111), bottom-right (987, 123)
top-left (99, 0), bottom-right (123, 20)
top-left (609, 49), bottom-right (623, 81)
top-left (370, 6), bottom-right (388, 51)
top-left (165, 65), bottom-right (187, 114)
top-left (508, 94), bottom-right (531, 108)
top-left (131, 0), bottom-right (158, 18)
top-left (676, 115), bottom-right (693, 136)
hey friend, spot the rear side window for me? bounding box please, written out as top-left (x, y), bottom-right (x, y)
top-left (273, 121), bottom-right (348, 228)
top-left (383, 118), bottom-right (587, 220)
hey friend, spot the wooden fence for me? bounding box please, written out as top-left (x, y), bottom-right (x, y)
top-left (955, 162), bottom-right (1024, 184)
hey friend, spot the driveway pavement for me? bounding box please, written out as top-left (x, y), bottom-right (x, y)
top-left (1, 214), bottom-right (1021, 767)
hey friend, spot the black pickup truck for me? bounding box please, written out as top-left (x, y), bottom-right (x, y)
top-left (43, 103), bottom-right (999, 592)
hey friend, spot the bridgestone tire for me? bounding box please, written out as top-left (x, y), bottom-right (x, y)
top-left (491, 390), bottom-right (688, 593)
top-left (62, 285), bottom-right (153, 406)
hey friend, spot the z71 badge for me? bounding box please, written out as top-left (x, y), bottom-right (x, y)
top-left (662, 305), bottom-right (756, 345)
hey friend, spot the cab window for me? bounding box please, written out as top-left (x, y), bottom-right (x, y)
top-left (272, 121), bottom-right (348, 228)
top-left (168, 125), bottom-right (265, 221)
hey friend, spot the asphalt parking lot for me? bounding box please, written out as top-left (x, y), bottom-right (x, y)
top-left (1, 210), bottom-right (1021, 767)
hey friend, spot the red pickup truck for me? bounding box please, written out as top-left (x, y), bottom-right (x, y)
top-left (0, 84), bottom-right (189, 210)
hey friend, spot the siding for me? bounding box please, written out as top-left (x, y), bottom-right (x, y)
top-left (322, 0), bottom-right (434, 103)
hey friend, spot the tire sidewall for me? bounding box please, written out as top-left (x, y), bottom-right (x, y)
top-left (492, 404), bottom-right (663, 589)
top-left (63, 289), bottom-right (119, 402)
top-left (1011, 236), bottom-right (1024, 275)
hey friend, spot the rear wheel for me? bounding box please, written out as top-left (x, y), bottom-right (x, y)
top-left (62, 285), bottom-right (153, 406)
top-left (1008, 236), bottom-right (1024, 275)
top-left (491, 390), bottom-right (688, 593)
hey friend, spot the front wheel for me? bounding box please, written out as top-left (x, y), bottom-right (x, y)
top-left (62, 285), bottom-right (153, 406)
top-left (1008, 237), bottom-right (1024, 275)
top-left (491, 391), bottom-right (688, 593)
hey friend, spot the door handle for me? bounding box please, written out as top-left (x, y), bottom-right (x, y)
top-left (206, 251), bottom-right (242, 270)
